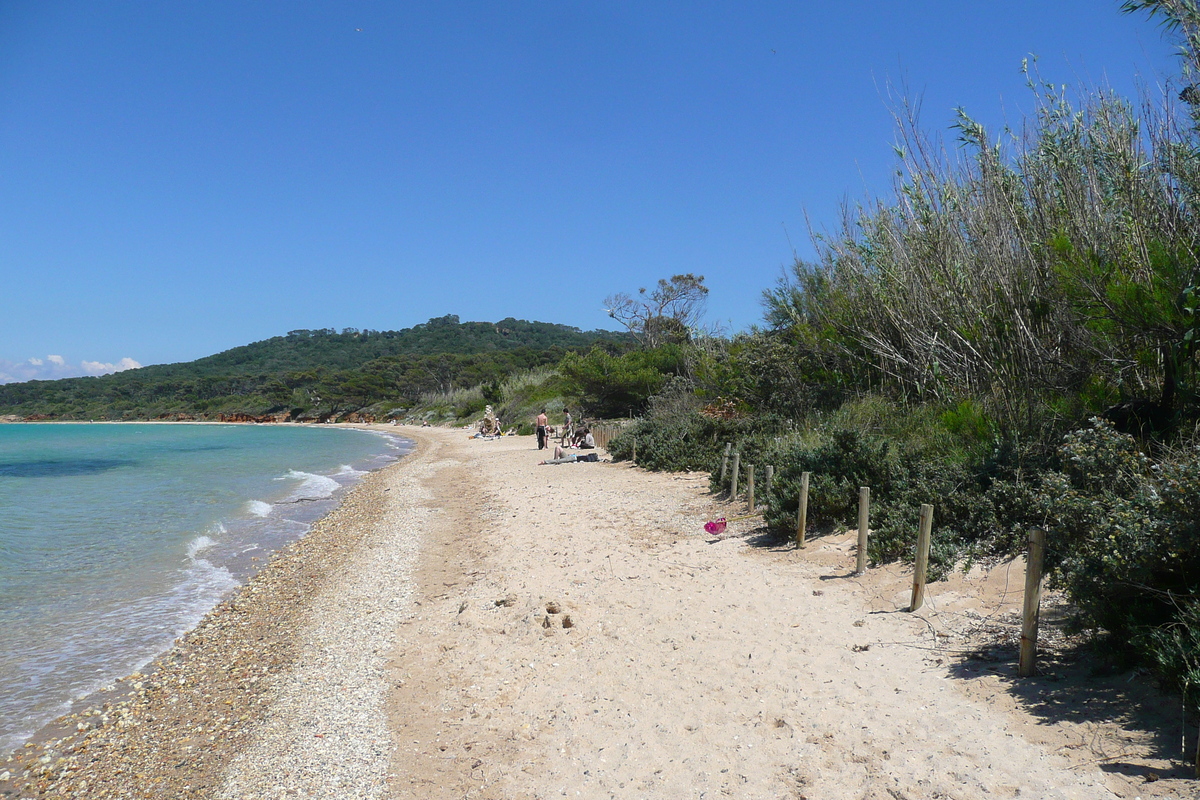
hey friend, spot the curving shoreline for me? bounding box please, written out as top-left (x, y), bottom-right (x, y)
top-left (1, 425), bottom-right (1191, 799)
top-left (0, 425), bottom-right (430, 799)
top-left (0, 422), bottom-right (409, 759)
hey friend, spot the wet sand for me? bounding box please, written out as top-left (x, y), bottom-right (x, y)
top-left (1, 424), bottom-right (1191, 799)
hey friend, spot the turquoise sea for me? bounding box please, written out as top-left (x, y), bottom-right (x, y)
top-left (0, 423), bottom-right (410, 754)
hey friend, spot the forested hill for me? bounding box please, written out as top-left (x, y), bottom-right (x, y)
top-left (0, 316), bottom-right (626, 421)
top-left (147, 316), bottom-right (623, 377)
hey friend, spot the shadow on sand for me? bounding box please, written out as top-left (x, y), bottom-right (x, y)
top-left (707, 513), bottom-right (1193, 781)
top-left (947, 622), bottom-right (1192, 781)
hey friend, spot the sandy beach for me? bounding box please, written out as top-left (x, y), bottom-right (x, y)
top-left (1, 425), bottom-right (1192, 799)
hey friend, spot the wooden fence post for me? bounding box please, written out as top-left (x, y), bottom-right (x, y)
top-left (746, 465), bottom-right (756, 512)
top-left (631, 438), bottom-right (637, 464)
top-left (730, 451), bottom-right (740, 499)
top-left (719, 442), bottom-right (731, 485)
top-left (910, 504), bottom-right (934, 611)
top-left (1019, 527), bottom-right (1048, 678)
top-left (854, 487), bottom-right (870, 576)
top-left (796, 471), bottom-right (810, 548)
top-left (764, 465), bottom-right (774, 507)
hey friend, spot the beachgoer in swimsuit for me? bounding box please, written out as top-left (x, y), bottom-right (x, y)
top-left (539, 445), bottom-right (578, 465)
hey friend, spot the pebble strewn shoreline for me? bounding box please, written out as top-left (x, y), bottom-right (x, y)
top-left (0, 435), bottom-right (431, 800)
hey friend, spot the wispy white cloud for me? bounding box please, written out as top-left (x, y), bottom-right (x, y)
top-left (81, 357), bottom-right (142, 375)
top-left (0, 355), bottom-right (143, 384)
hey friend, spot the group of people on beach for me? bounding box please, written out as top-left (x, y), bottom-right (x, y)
top-left (536, 407), bottom-right (596, 464)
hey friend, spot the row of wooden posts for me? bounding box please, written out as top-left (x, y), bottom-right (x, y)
top-left (714, 443), bottom-right (1049, 679)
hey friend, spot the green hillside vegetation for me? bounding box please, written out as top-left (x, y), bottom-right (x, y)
top-left (0, 316), bottom-right (626, 421)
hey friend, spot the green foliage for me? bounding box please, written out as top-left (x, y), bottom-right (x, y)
top-left (763, 429), bottom-right (900, 526)
top-left (0, 318), bottom-right (626, 420)
top-left (607, 413), bottom-right (714, 471)
top-left (940, 399), bottom-right (993, 444)
top-left (689, 330), bottom-right (848, 420)
top-left (492, 367), bottom-right (572, 430)
top-left (559, 345), bottom-right (686, 418)
top-left (1142, 599), bottom-right (1200, 709)
top-left (1018, 418), bottom-right (1200, 695)
top-left (749, 401), bottom-right (1043, 579)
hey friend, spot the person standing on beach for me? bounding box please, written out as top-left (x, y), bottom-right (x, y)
top-left (561, 407), bottom-right (573, 446)
top-left (535, 409), bottom-right (548, 450)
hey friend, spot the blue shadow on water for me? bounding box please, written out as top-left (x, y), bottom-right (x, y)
top-left (0, 459), bottom-right (137, 478)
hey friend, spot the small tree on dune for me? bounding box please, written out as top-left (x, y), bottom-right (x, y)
top-left (604, 273), bottom-right (709, 349)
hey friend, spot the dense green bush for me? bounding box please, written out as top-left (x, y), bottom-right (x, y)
top-left (607, 375), bottom-right (797, 473)
top-left (760, 429), bottom-right (971, 578)
top-left (750, 401), bottom-right (1046, 579)
top-left (495, 368), bottom-right (574, 430)
top-left (1034, 419), bottom-right (1200, 695)
top-left (559, 345), bottom-right (686, 418)
top-left (607, 412), bottom-right (716, 471)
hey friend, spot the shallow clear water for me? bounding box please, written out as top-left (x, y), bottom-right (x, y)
top-left (0, 423), bottom-right (411, 753)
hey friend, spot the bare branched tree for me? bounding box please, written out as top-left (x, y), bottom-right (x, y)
top-left (605, 274), bottom-right (709, 348)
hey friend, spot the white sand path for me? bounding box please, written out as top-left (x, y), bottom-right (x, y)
top-left (378, 428), bottom-right (1133, 799)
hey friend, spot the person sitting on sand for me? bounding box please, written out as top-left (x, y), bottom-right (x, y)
top-left (578, 428), bottom-right (595, 449)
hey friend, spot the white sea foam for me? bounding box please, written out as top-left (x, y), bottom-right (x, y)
top-left (335, 464), bottom-right (366, 477)
top-left (186, 535), bottom-right (216, 559)
top-left (277, 469), bottom-right (340, 500)
top-left (246, 500), bottom-right (273, 517)
top-left (168, 558), bottom-right (239, 637)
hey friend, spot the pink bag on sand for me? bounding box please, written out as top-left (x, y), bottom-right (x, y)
top-left (704, 518), bottom-right (727, 535)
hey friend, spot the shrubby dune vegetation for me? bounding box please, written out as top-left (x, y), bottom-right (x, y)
top-left (601, 1), bottom-right (1200, 708)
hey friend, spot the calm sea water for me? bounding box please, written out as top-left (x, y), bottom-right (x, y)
top-left (0, 423), bottom-right (410, 753)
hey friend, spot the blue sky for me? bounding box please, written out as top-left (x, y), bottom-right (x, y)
top-left (0, 2), bottom-right (1180, 381)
